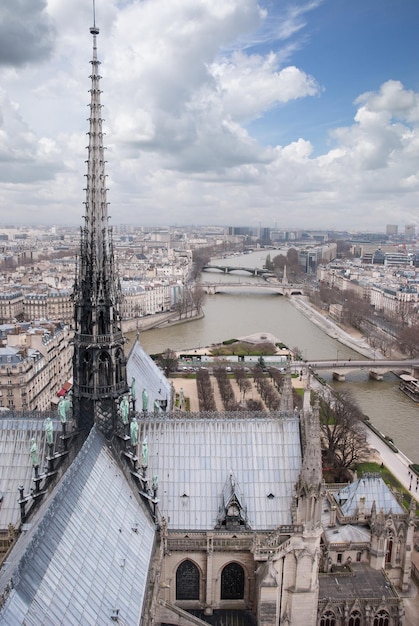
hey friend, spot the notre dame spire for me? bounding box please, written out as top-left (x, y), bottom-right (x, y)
top-left (72, 17), bottom-right (128, 437)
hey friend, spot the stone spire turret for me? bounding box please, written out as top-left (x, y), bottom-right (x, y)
top-left (296, 386), bottom-right (323, 529)
top-left (279, 358), bottom-right (293, 413)
top-left (72, 14), bottom-right (128, 437)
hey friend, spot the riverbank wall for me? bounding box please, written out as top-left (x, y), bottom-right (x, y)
top-left (122, 310), bottom-right (203, 334)
top-left (289, 295), bottom-right (379, 359)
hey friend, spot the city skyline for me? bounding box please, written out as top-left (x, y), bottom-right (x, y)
top-left (0, 0), bottom-right (418, 231)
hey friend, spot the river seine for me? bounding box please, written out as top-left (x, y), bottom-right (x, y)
top-left (135, 249), bottom-right (418, 464)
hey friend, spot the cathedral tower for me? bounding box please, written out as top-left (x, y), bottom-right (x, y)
top-left (72, 16), bottom-right (128, 437)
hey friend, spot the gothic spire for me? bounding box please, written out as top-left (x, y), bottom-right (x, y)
top-left (279, 358), bottom-right (293, 413)
top-left (79, 16), bottom-right (118, 307)
top-left (72, 13), bottom-right (128, 437)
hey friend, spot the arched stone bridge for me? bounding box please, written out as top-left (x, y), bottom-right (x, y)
top-left (202, 264), bottom-right (269, 277)
top-left (202, 265), bottom-right (305, 295)
top-left (202, 282), bottom-right (304, 296)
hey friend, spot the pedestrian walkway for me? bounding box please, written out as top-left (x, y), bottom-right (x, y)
top-left (291, 296), bottom-right (380, 358)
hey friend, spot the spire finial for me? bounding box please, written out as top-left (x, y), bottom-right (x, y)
top-left (90, 0), bottom-right (99, 35)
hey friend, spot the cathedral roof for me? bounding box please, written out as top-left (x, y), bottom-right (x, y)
top-left (127, 339), bottom-right (173, 409)
top-left (0, 417), bottom-right (52, 528)
top-left (138, 413), bottom-right (302, 530)
top-left (335, 475), bottom-right (404, 517)
top-left (319, 563), bottom-right (397, 601)
top-left (323, 523), bottom-right (370, 544)
top-left (0, 427), bottom-right (155, 625)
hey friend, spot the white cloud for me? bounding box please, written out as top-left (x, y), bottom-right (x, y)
top-left (0, 1), bottom-right (417, 231)
top-left (210, 54), bottom-right (319, 122)
top-left (355, 80), bottom-right (419, 123)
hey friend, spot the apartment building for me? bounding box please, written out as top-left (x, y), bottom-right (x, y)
top-left (24, 291), bottom-right (73, 325)
top-left (0, 291), bottom-right (24, 323)
top-left (0, 322), bottom-right (72, 411)
top-left (318, 261), bottom-right (419, 323)
top-left (121, 282), bottom-right (183, 319)
top-left (0, 290), bottom-right (73, 326)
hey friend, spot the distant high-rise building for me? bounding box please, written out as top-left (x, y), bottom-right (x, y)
top-left (228, 226), bottom-right (253, 237)
top-left (386, 224), bottom-right (398, 236)
top-left (228, 226), bottom-right (270, 242)
top-left (405, 224), bottom-right (416, 238)
top-left (259, 226), bottom-right (271, 243)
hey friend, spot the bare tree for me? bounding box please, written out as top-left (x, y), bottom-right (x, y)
top-left (272, 253), bottom-right (287, 278)
top-left (398, 325), bottom-right (419, 357)
top-left (292, 346), bottom-right (303, 360)
top-left (286, 248), bottom-right (303, 279)
top-left (196, 369), bottom-right (216, 411)
top-left (318, 389), bottom-right (369, 481)
top-left (157, 348), bottom-right (178, 377)
top-left (190, 283), bottom-right (206, 314)
top-left (396, 300), bottom-right (412, 328)
top-left (342, 290), bottom-right (371, 330)
top-left (174, 288), bottom-right (194, 319)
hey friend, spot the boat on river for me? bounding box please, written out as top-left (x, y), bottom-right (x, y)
top-left (398, 374), bottom-right (419, 403)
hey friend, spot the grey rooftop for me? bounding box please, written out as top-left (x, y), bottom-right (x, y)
top-left (138, 412), bottom-right (302, 530)
top-left (0, 427), bottom-right (155, 625)
top-left (319, 563), bottom-right (397, 601)
top-left (335, 475), bottom-right (404, 517)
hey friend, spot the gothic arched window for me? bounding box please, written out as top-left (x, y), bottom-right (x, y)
top-left (373, 610), bottom-right (389, 626)
top-left (176, 560), bottom-right (200, 600)
top-left (98, 310), bottom-right (106, 335)
top-left (221, 562), bottom-right (245, 600)
top-left (98, 351), bottom-right (112, 386)
top-left (348, 610), bottom-right (362, 626)
top-left (115, 349), bottom-right (124, 384)
top-left (320, 610), bottom-right (336, 626)
top-left (82, 351), bottom-right (92, 386)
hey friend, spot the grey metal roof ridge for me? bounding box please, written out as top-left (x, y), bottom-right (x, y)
top-left (138, 410), bottom-right (299, 421)
top-left (0, 426), bottom-right (103, 598)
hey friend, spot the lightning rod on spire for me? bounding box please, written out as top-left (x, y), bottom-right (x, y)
top-left (90, 0), bottom-right (99, 35)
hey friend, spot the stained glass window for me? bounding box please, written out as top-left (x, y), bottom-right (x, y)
top-left (176, 560), bottom-right (200, 600)
top-left (221, 562), bottom-right (245, 600)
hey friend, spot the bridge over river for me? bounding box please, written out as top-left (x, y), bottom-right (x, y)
top-left (202, 264), bottom-right (270, 277)
top-left (297, 358), bottom-right (419, 381)
top-left (202, 264), bottom-right (305, 295)
top-left (202, 281), bottom-right (305, 296)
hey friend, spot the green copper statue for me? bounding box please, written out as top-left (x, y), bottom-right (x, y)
top-left (141, 437), bottom-right (148, 467)
top-left (130, 417), bottom-right (139, 446)
top-left (142, 388), bottom-right (149, 412)
top-left (131, 377), bottom-right (136, 400)
top-left (44, 417), bottom-right (53, 445)
top-left (120, 395), bottom-right (129, 425)
top-left (30, 437), bottom-right (39, 467)
top-left (58, 396), bottom-right (69, 423)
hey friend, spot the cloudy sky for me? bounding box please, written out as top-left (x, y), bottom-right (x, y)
top-left (0, 0), bottom-right (418, 231)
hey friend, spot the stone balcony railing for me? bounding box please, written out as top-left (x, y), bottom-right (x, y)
top-left (74, 331), bottom-right (124, 345)
top-left (167, 532), bottom-right (254, 553)
top-left (77, 381), bottom-right (128, 397)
